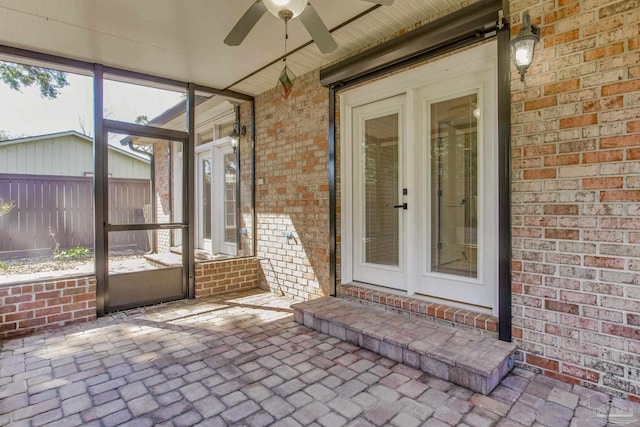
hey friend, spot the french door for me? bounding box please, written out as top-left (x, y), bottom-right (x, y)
top-left (347, 43), bottom-right (497, 312)
top-left (196, 138), bottom-right (237, 256)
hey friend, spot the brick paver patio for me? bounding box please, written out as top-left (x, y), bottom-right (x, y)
top-left (1, 289), bottom-right (639, 426)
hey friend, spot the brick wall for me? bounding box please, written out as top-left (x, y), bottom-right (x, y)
top-left (195, 257), bottom-right (258, 298)
top-left (510, 0), bottom-right (640, 400)
top-left (253, 71), bottom-right (331, 300)
top-left (0, 276), bottom-right (96, 339)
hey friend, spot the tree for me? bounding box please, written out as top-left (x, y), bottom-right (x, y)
top-left (0, 61), bottom-right (68, 99)
top-left (135, 115), bottom-right (149, 125)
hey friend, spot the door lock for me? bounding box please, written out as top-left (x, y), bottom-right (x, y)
top-left (393, 203), bottom-right (408, 210)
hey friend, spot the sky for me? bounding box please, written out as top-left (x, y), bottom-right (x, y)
top-left (0, 70), bottom-right (184, 139)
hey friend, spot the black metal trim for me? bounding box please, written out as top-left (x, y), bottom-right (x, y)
top-left (497, 24), bottom-right (513, 342)
top-left (234, 105), bottom-right (243, 253)
top-left (106, 224), bottom-right (185, 232)
top-left (94, 64), bottom-right (107, 316)
top-left (193, 84), bottom-right (253, 102)
top-left (0, 44), bottom-right (94, 71)
top-left (329, 88), bottom-right (337, 297)
top-left (320, 0), bottom-right (502, 88)
top-left (103, 119), bottom-right (187, 141)
top-left (251, 102), bottom-right (257, 258)
top-left (186, 83), bottom-right (196, 299)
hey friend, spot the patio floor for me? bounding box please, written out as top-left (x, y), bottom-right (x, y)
top-left (1, 289), bottom-right (638, 427)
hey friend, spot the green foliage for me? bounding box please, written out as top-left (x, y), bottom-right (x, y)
top-left (0, 199), bottom-right (15, 217)
top-left (55, 246), bottom-right (91, 260)
top-left (135, 115), bottom-right (150, 125)
top-left (0, 61), bottom-right (69, 99)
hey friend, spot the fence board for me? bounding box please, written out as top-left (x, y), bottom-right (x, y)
top-left (0, 174), bottom-right (150, 256)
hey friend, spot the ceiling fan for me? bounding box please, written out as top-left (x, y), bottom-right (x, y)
top-left (224, 0), bottom-right (395, 54)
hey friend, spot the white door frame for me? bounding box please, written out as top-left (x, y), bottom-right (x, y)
top-left (351, 95), bottom-right (407, 291)
top-left (341, 41), bottom-right (498, 314)
top-left (195, 136), bottom-right (237, 256)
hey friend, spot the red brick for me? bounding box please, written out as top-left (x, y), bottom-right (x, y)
top-left (545, 79), bottom-right (580, 96)
top-left (545, 300), bottom-right (580, 315)
top-left (602, 79), bottom-right (640, 96)
top-left (600, 135), bottom-right (640, 149)
top-left (583, 150), bottom-right (624, 163)
top-left (524, 145), bottom-right (557, 157)
top-left (583, 15), bottom-right (624, 36)
top-left (35, 307), bottom-right (62, 317)
top-left (601, 190), bottom-right (640, 202)
top-left (5, 311), bottom-right (34, 322)
top-left (545, 229), bottom-right (579, 240)
top-left (629, 148), bottom-right (640, 160)
top-left (559, 114), bottom-right (598, 129)
top-left (543, 205), bottom-right (578, 215)
top-left (544, 154), bottom-right (580, 166)
top-left (561, 364), bottom-right (600, 382)
top-left (628, 121), bottom-right (640, 133)
top-left (602, 323), bottom-right (640, 339)
top-left (0, 305), bottom-right (17, 314)
top-left (524, 97), bottom-right (558, 111)
top-left (524, 169), bottom-right (557, 180)
top-left (544, 4), bottom-right (580, 24)
top-left (599, 0), bottom-right (640, 19)
top-left (583, 96), bottom-right (624, 113)
top-left (526, 353), bottom-right (559, 371)
top-left (584, 42), bottom-right (625, 62)
top-left (582, 177), bottom-right (624, 189)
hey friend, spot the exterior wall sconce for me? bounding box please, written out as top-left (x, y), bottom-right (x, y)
top-left (510, 11), bottom-right (540, 82)
top-left (229, 123), bottom-right (246, 153)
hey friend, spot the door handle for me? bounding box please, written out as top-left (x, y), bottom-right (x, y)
top-left (393, 203), bottom-right (408, 210)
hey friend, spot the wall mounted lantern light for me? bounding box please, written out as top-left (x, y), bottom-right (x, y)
top-left (229, 123), bottom-right (246, 153)
top-left (510, 11), bottom-right (540, 82)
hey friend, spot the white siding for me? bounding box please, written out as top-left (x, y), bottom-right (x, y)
top-left (0, 134), bottom-right (149, 179)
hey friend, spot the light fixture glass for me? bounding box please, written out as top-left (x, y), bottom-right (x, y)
top-left (510, 11), bottom-right (540, 82)
top-left (264, 0), bottom-right (307, 19)
top-left (229, 124), bottom-right (245, 152)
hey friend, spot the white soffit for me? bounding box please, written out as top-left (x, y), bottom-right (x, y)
top-left (0, 0), bottom-right (468, 97)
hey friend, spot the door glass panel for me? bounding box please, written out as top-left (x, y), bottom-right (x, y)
top-left (363, 113), bottom-right (399, 266)
top-left (108, 229), bottom-right (182, 274)
top-left (430, 94), bottom-right (478, 278)
top-left (107, 135), bottom-right (182, 225)
top-left (224, 152), bottom-right (237, 244)
top-left (202, 157), bottom-right (212, 240)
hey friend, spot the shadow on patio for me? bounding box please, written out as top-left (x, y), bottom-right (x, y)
top-left (1, 289), bottom-right (638, 426)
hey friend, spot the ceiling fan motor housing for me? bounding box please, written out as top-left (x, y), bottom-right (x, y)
top-left (264, 0), bottom-right (307, 20)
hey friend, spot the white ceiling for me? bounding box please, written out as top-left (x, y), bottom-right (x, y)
top-left (0, 0), bottom-right (467, 97)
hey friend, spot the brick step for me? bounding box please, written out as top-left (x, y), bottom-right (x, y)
top-left (292, 297), bottom-right (516, 395)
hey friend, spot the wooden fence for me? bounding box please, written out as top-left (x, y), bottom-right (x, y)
top-left (0, 174), bottom-right (150, 257)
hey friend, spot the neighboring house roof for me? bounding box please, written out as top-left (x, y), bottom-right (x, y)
top-left (119, 95), bottom-right (232, 147)
top-left (0, 130), bottom-right (150, 163)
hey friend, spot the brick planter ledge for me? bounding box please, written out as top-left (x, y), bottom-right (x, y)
top-left (340, 284), bottom-right (498, 334)
top-left (293, 297), bottom-right (515, 395)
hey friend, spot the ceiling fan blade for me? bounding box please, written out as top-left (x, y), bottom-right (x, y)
top-left (224, 1), bottom-right (267, 46)
top-left (361, 0), bottom-right (395, 5)
top-left (299, 4), bottom-right (338, 54)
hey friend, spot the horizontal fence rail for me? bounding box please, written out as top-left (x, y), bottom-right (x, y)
top-left (0, 174), bottom-right (150, 257)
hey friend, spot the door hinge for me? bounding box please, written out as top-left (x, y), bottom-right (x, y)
top-left (497, 10), bottom-right (505, 30)
top-left (438, 242), bottom-right (443, 250)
